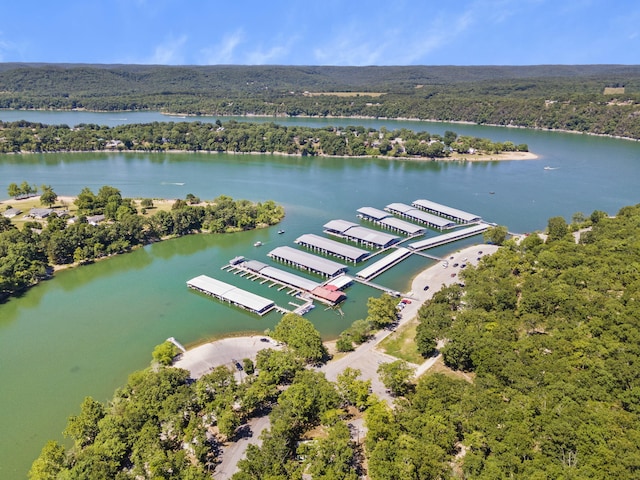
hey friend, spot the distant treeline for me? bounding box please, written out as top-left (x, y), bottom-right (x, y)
top-left (0, 120), bottom-right (527, 157)
top-left (1, 64), bottom-right (639, 139)
top-left (0, 186), bottom-right (284, 299)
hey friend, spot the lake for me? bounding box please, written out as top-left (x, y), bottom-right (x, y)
top-left (1, 110), bottom-right (639, 477)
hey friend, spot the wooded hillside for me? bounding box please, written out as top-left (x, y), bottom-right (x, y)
top-left (1, 64), bottom-right (639, 139)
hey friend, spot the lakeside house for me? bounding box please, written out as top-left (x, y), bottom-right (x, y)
top-left (29, 208), bottom-right (53, 219)
top-left (3, 208), bottom-right (22, 218)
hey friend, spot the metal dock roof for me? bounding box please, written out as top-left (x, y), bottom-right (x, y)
top-left (412, 199), bottom-right (481, 223)
top-left (260, 266), bottom-right (320, 291)
top-left (356, 248), bottom-right (413, 280)
top-left (358, 207), bottom-right (426, 235)
top-left (357, 206), bottom-right (390, 221)
top-left (268, 246), bottom-right (348, 277)
top-left (408, 224), bottom-right (489, 250)
top-left (295, 233), bottom-right (370, 263)
top-left (324, 219), bottom-right (400, 248)
top-left (385, 203), bottom-right (456, 229)
top-left (187, 275), bottom-right (275, 315)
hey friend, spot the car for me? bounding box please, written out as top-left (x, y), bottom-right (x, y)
top-left (401, 298), bottom-right (412, 304)
top-left (453, 263), bottom-right (459, 267)
top-left (450, 273), bottom-right (456, 277)
top-left (462, 257), bottom-right (468, 262)
top-left (235, 362), bottom-right (243, 371)
top-left (461, 264), bottom-right (467, 269)
top-left (478, 250), bottom-right (483, 254)
top-left (423, 285), bottom-right (430, 291)
top-left (260, 337), bottom-right (270, 342)
top-left (450, 256), bottom-right (454, 260)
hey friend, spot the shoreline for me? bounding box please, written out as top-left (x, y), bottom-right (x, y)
top-left (3, 108), bottom-right (638, 143)
top-left (0, 147), bottom-right (539, 162)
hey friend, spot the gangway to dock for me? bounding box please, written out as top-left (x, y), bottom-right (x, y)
top-left (350, 276), bottom-right (401, 296)
top-left (408, 224), bottom-right (488, 251)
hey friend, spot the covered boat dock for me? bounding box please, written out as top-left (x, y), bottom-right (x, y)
top-left (385, 203), bottom-right (457, 230)
top-left (268, 246), bottom-right (348, 277)
top-left (187, 275), bottom-right (275, 315)
top-left (412, 199), bottom-right (481, 224)
top-left (408, 224), bottom-right (489, 251)
top-left (357, 207), bottom-right (426, 236)
top-left (323, 219), bottom-right (400, 249)
top-left (295, 233), bottom-right (370, 264)
top-left (356, 247), bottom-right (413, 280)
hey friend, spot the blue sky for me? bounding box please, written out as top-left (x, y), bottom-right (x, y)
top-left (1, 0), bottom-right (638, 66)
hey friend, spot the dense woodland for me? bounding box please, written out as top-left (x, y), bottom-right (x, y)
top-left (1, 64), bottom-right (639, 139)
top-left (29, 204), bottom-right (640, 479)
top-left (0, 186), bottom-right (284, 300)
top-left (0, 119), bottom-right (527, 158)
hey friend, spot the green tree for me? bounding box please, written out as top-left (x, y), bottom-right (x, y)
top-left (39, 185), bottom-right (58, 207)
top-left (377, 360), bottom-right (413, 396)
top-left (271, 313), bottom-right (328, 364)
top-left (63, 396), bottom-right (106, 448)
top-left (366, 293), bottom-right (398, 329)
top-left (7, 182), bottom-right (20, 198)
top-left (152, 341), bottom-right (178, 366)
top-left (28, 441), bottom-right (67, 480)
top-left (483, 225), bottom-right (509, 245)
top-left (336, 367), bottom-right (371, 410)
top-left (547, 216), bottom-right (569, 242)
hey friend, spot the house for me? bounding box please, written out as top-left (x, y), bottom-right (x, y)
top-left (87, 214), bottom-right (106, 226)
top-left (2, 208), bottom-right (22, 218)
top-left (29, 208), bottom-right (53, 219)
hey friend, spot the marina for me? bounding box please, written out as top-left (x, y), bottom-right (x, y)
top-left (190, 199), bottom-right (492, 317)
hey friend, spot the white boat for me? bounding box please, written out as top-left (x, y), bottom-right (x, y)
top-left (544, 166), bottom-right (558, 170)
top-left (254, 241), bottom-right (262, 247)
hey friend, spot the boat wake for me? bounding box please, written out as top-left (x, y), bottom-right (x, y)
top-left (161, 182), bottom-right (186, 185)
top-left (543, 166), bottom-right (559, 170)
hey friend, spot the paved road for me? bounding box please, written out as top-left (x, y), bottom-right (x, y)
top-left (214, 415), bottom-right (271, 480)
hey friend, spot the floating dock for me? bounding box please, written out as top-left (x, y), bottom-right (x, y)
top-left (412, 199), bottom-right (481, 224)
top-left (385, 203), bottom-right (457, 230)
top-left (187, 275), bottom-right (275, 316)
top-left (323, 219), bottom-right (400, 249)
top-left (356, 247), bottom-right (413, 280)
top-left (408, 224), bottom-right (489, 251)
top-left (357, 207), bottom-right (426, 236)
top-left (268, 246), bottom-right (348, 278)
top-left (295, 233), bottom-right (370, 264)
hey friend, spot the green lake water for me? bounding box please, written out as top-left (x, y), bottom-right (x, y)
top-left (0, 111), bottom-right (639, 477)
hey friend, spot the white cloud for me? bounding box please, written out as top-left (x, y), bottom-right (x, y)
top-left (147, 35), bottom-right (188, 65)
top-left (199, 30), bottom-right (244, 65)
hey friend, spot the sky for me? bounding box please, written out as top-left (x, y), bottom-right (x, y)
top-left (1, 0), bottom-right (638, 66)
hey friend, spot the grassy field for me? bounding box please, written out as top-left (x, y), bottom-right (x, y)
top-left (1, 195), bottom-right (181, 230)
top-left (377, 318), bottom-right (425, 365)
top-left (603, 86), bottom-right (625, 94)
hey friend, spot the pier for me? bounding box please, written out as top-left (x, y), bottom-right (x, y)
top-left (385, 203), bottom-right (457, 230)
top-left (356, 247), bottom-right (412, 280)
top-left (187, 275), bottom-right (275, 316)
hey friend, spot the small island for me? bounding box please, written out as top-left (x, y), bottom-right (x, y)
top-left (0, 183), bottom-right (284, 301)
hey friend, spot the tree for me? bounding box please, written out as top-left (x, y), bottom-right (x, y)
top-left (377, 360), bottom-right (413, 396)
top-left (336, 368), bottom-right (371, 410)
top-left (28, 441), bottom-right (67, 480)
top-left (483, 225), bottom-right (508, 245)
top-left (152, 341), bottom-right (178, 366)
top-left (7, 182), bottom-right (20, 198)
top-left (39, 185), bottom-right (58, 207)
top-left (271, 313), bottom-right (328, 364)
top-left (547, 216), bottom-right (569, 242)
top-left (366, 293), bottom-right (398, 329)
top-left (140, 198), bottom-right (154, 208)
top-left (63, 397), bottom-right (105, 447)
